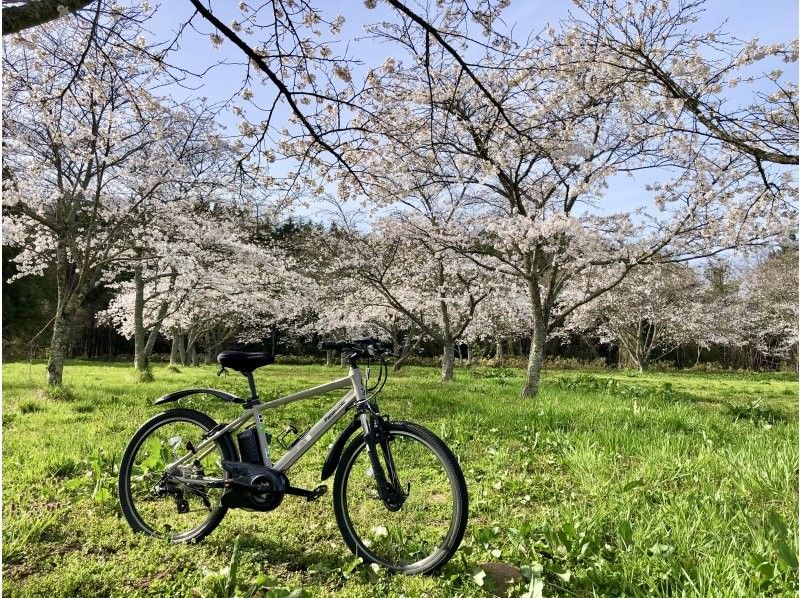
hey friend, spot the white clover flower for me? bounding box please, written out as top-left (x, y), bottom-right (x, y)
top-left (371, 525), bottom-right (388, 538)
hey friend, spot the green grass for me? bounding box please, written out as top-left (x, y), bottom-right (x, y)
top-left (3, 361), bottom-right (798, 597)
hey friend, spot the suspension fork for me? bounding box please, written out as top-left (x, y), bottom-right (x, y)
top-left (358, 409), bottom-right (405, 511)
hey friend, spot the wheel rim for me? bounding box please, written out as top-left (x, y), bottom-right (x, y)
top-left (340, 430), bottom-right (460, 571)
top-left (123, 417), bottom-right (227, 540)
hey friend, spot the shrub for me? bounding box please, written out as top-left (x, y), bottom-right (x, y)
top-left (275, 354), bottom-right (325, 365)
top-left (20, 400), bottom-right (46, 414)
top-left (724, 399), bottom-right (788, 425)
top-left (544, 356), bottom-right (608, 370)
top-left (134, 367), bottom-right (155, 383)
top-left (44, 455), bottom-right (80, 478)
top-left (39, 384), bottom-right (76, 402)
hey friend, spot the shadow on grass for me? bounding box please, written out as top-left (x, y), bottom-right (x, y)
top-left (547, 374), bottom-right (792, 425)
top-left (228, 531), bottom-right (347, 574)
top-left (722, 399), bottom-right (790, 425)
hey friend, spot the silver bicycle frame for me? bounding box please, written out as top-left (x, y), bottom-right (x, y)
top-left (167, 365), bottom-right (368, 474)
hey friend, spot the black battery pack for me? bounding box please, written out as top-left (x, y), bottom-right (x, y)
top-left (237, 428), bottom-right (262, 464)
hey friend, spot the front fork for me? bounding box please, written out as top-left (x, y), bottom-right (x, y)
top-left (358, 409), bottom-right (406, 511)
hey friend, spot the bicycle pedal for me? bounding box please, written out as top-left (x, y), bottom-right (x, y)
top-left (307, 484), bottom-right (328, 502)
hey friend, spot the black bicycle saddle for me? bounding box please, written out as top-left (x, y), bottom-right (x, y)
top-left (217, 351), bottom-right (274, 374)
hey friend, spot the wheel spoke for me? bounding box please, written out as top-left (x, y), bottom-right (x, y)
top-left (121, 415), bottom-right (228, 540)
top-left (337, 426), bottom-right (465, 572)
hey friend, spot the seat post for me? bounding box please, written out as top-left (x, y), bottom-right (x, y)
top-left (245, 372), bottom-right (258, 402)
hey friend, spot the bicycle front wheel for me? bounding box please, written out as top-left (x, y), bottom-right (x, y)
top-left (333, 420), bottom-right (468, 574)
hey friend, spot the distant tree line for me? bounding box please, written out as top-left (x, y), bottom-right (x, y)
top-left (5, 220), bottom-right (796, 373)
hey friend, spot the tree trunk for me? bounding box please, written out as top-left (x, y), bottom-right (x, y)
top-left (188, 338), bottom-right (198, 366)
top-left (47, 307), bottom-right (73, 386)
top-left (393, 355), bottom-right (410, 371)
top-left (441, 337), bottom-right (455, 382)
top-left (634, 353), bottom-right (649, 372)
top-left (635, 321), bottom-right (654, 372)
top-left (143, 322), bottom-right (162, 363)
top-left (437, 258), bottom-right (455, 382)
top-left (178, 333), bottom-right (188, 366)
top-left (47, 237), bottom-right (84, 386)
top-left (326, 349), bottom-right (335, 366)
top-left (340, 351), bottom-right (346, 367)
top-left (392, 322), bottom-right (419, 372)
top-left (133, 259), bottom-right (148, 371)
top-left (634, 341), bottom-right (650, 372)
top-left (204, 332), bottom-right (215, 365)
top-left (496, 339), bottom-right (504, 359)
top-left (169, 332), bottom-right (180, 366)
top-left (522, 321), bottom-right (546, 397)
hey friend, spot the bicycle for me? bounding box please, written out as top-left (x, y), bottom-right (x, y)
top-left (118, 338), bottom-right (468, 574)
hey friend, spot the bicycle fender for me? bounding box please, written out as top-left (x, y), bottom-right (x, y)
top-left (321, 417), bottom-right (363, 480)
top-left (154, 388), bottom-right (245, 405)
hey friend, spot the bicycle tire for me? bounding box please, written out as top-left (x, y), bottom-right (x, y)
top-left (118, 408), bottom-right (237, 542)
top-left (333, 420), bottom-right (468, 574)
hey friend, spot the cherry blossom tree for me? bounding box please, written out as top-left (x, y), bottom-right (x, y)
top-left (311, 274), bottom-right (423, 370)
top-left (321, 215), bottom-right (490, 381)
top-left (1, 11), bottom-right (201, 385)
top-left (95, 101), bottom-right (248, 375)
top-left (568, 0), bottom-right (798, 170)
top-left (341, 26), bottom-right (652, 394)
top-left (567, 263), bottom-right (706, 371)
top-left (338, 3), bottom-right (796, 396)
top-left (739, 248), bottom-right (799, 364)
top-left (463, 279), bottom-right (532, 359)
top-left (156, 229), bottom-right (300, 368)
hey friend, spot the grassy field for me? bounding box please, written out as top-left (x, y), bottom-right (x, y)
top-left (2, 361), bottom-right (798, 597)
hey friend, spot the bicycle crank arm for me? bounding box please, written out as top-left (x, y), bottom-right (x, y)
top-left (285, 484), bottom-right (328, 502)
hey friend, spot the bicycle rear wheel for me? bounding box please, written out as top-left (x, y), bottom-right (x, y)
top-left (333, 420), bottom-right (468, 573)
top-left (118, 408), bottom-right (236, 542)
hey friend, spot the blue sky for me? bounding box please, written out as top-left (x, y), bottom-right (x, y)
top-left (146, 0), bottom-right (798, 218)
